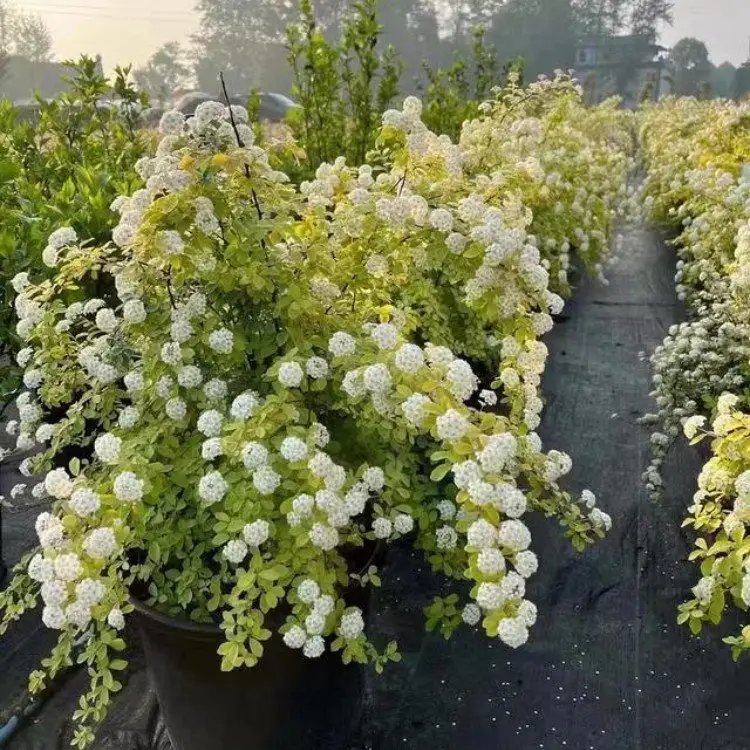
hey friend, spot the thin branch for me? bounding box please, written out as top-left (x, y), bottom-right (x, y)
top-left (219, 71), bottom-right (251, 180)
top-left (165, 267), bottom-right (176, 309)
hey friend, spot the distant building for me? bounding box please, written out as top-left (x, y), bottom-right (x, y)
top-left (574, 34), bottom-right (670, 108)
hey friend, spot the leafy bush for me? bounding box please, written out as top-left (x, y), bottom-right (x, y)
top-left (0, 79), bottom-right (624, 745)
top-left (284, 0), bottom-right (401, 179)
top-left (0, 57), bottom-right (148, 406)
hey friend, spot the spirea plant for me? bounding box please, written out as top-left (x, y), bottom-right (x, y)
top-left (1, 88), bottom-right (615, 746)
top-left (639, 97), bottom-right (750, 653)
top-left (0, 57), bottom-right (148, 406)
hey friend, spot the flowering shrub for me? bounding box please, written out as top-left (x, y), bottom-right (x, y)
top-left (0, 57), bottom-right (147, 404)
top-left (459, 72), bottom-right (634, 298)
top-left (1, 82), bottom-right (619, 745)
top-left (639, 97), bottom-right (750, 654)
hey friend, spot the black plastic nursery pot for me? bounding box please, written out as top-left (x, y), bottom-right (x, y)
top-left (132, 601), bottom-right (366, 750)
top-left (130, 545), bottom-right (381, 750)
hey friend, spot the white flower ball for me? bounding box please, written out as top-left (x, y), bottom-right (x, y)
top-left (94, 433), bottom-right (122, 465)
top-left (467, 519), bottom-right (497, 549)
top-left (303, 635), bottom-right (325, 659)
top-left (309, 523), bottom-right (339, 550)
top-left (305, 612), bottom-right (326, 635)
top-left (372, 517), bottom-right (393, 539)
top-left (69, 488), bottom-right (101, 517)
top-left (41, 245), bottom-right (58, 267)
top-left (42, 606), bottom-right (66, 630)
top-left (230, 392), bottom-right (260, 421)
top-left (514, 550), bottom-right (538, 578)
top-left (500, 571), bottom-right (526, 600)
top-left (362, 466), bottom-right (385, 491)
top-left (394, 343), bottom-right (425, 374)
top-left (497, 520), bottom-right (531, 551)
top-left (197, 409), bottom-right (223, 437)
top-left (370, 323), bottom-right (399, 350)
top-left (161, 341), bottom-right (182, 365)
top-left (394, 514), bottom-right (414, 534)
top-left (28, 554), bottom-right (54, 583)
top-left (328, 332), bottom-right (355, 357)
top-left (283, 625), bottom-right (307, 649)
top-left (65, 601), bottom-right (92, 630)
top-left (166, 398), bottom-right (187, 421)
top-left (339, 608), bottom-right (365, 639)
top-left (280, 436), bottom-right (308, 462)
top-left (203, 378), bottom-right (228, 401)
top-left (363, 363), bottom-right (391, 393)
top-left (243, 519), bottom-right (270, 547)
top-left (497, 616), bottom-right (529, 648)
top-left (41, 579), bottom-right (67, 606)
top-left (517, 600), bottom-right (537, 627)
top-left (223, 539), bottom-right (248, 564)
top-left (178, 365), bottom-right (203, 389)
top-left (54, 553), bottom-right (83, 582)
top-left (476, 582), bottom-right (505, 610)
top-left (298, 579), bottom-right (320, 603)
top-left (75, 578), bottom-right (105, 607)
top-left (462, 603), bottom-right (482, 626)
top-left (477, 548), bottom-right (506, 575)
top-left (118, 406), bottom-right (140, 429)
top-left (123, 299), bottom-right (146, 324)
top-left (107, 608), bottom-right (125, 630)
top-left (436, 524), bottom-right (458, 549)
top-left (94, 308), bottom-right (118, 333)
top-left (83, 527), bottom-right (117, 559)
top-left (208, 328), bottom-right (234, 354)
top-left (113, 471), bottom-right (144, 502)
top-left (242, 442), bottom-right (268, 470)
top-left (201, 437), bottom-right (223, 461)
top-left (124, 371), bottom-right (144, 393)
top-left (401, 393), bottom-right (431, 426)
top-left (306, 356), bottom-right (329, 379)
top-left (253, 466), bottom-right (280, 495)
top-left (278, 361), bottom-right (304, 388)
top-left (436, 409), bottom-right (469, 442)
top-left (45, 468), bottom-right (73, 499)
top-left (198, 471), bottom-right (228, 504)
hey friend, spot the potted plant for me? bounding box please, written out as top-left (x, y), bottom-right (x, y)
top-left (0, 91), bottom-right (613, 749)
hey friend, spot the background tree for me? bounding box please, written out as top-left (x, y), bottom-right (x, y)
top-left (11, 11), bottom-right (52, 62)
top-left (488, 0), bottom-right (578, 78)
top-left (134, 42), bottom-right (192, 105)
top-left (629, 0), bottom-right (673, 35)
top-left (711, 61), bottom-right (737, 99)
top-left (572, 0), bottom-right (630, 35)
top-left (192, 0), bottom-right (343, 94)
top-left (669, 37), bottom-right (712, 95)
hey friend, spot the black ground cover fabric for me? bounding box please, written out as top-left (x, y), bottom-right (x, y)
top-left (2, 228), bottom-right (750, 749)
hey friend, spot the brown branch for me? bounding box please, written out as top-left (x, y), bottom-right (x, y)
top-left (219, 71), bottom-right (251, 180)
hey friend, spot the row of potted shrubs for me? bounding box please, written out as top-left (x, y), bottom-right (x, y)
top-left (639, 97), bottom-right (750, 657)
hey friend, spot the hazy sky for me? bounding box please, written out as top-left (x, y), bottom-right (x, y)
top-left (11, 0), bottom-right (750, 70)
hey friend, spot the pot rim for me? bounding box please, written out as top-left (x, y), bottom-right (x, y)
top-left (130, 540), bottom-right (385, 635)
top-left (129, 595), bottom-right (221, 635)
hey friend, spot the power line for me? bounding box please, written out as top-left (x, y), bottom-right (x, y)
top-left (12, 1), bottom-right (198, 22)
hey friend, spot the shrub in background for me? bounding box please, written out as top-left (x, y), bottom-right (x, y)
top-left (0, 57), bottom-right (148, 406)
